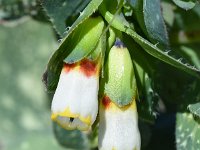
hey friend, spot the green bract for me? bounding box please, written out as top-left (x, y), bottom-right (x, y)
top-left (102, 39), bottom-right (137, 107)
top-left (64, 16), bottom-right (104, 63)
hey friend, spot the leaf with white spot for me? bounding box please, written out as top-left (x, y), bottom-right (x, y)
top-left (143, 0), bottom-right (169, 48)
top-left (188, 102), bottom-right (200, 117)
top-left (129, 0), bottom-right (169, 48)
top-left (176, 113), bottom-right (200, 150)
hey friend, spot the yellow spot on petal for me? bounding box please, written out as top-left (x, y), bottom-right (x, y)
top-left (51, 107), bottom-right (79, 121)
top-left (79, 115), bottom-right (92, 125)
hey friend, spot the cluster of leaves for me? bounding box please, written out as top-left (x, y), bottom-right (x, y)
top-left (1, 0), bottom-right (200, 149)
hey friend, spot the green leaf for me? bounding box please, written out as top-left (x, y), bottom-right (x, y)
top-left (176, 113), bottom-right (200, 150)
top-left (153, 60), bottom-right (200, 109)
top-left (53, 123), bottom-right (89, 150)
top-left (178, 45), bottom-right (200, 69)
top-left (188, 103), bottom-right (200, 117)
top-left (41, 0), bottom-right (90, 36)
top-left (172, 0), bottom-right (196, 10)
top-left (143, 0), bottom-right (169, 48)
top-left (161, 2), bottom-right (175, 26)
top-left (44, 0), bottom-right (103, 92)
top-left (130, 0), bottom-right (169, 48)
top-left (60, 0), bottom-right (103, 40)
top-left (135, 65), bottom-right (158, 123)
top-left (153, 44), bottom-right (200, 109)
top-left (169, 5), bottom-right (200, 44)
top-left (99, 8), bottom-right (200, 79)
top-left (87, 29), bottom-right (106, 62)
top-left (64, 16), bottom-right (104, 63)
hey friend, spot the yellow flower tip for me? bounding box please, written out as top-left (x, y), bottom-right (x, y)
top-left (79, 115), bottom-right (92, 125)
top-left (51, 107), bottom-right (93, 131)
top-left (51, 113), bottom-right (57, 121)
top-left (51, 107), bottom-right (79, 119)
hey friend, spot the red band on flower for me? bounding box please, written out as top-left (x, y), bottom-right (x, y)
top-left (102, 96), bottom-right (111, 109)
top-left (63, 63), bottom-right (76, 73)
top-left (80, 59), bottom-right (97, 77)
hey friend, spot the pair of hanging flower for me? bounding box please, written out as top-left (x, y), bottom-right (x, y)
top-left (49, 15), bottom-right (141, 150)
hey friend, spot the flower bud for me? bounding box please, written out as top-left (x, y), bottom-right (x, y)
top-left (101, 39), bottom-right (137, 107)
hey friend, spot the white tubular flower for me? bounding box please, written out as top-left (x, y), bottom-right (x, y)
top-left (98, 96), bottom-right (141, 150)
top-left (51, 59), bottom-right (100, 131)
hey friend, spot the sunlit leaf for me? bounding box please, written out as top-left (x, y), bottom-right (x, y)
top-left (188, 103), bottom-right (200, 117)
top-left (176, 113), bottom-right (200, 150)
top-left (173, 0), bottom-right (197, 10)
top-left (130, 0), bottom-right (169, 48)
top-left (143, 0), bottom-right (169, 48)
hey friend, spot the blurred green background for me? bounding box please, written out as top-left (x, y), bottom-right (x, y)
top-left (0, 18), bottom-right (67, 150)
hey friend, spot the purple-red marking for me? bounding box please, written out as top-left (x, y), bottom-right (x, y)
top-left (63, 63), bottom-right (76, 73)
top-left (80, 59), bottom-right (97, 77)
top-left (102, 96), bottom-right (111, 109)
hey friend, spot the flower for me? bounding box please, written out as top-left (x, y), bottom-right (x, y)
top-left (51, 59), bottom-right (100, 131)
top-left (98, 39), bottom-right (141, 150)
top-left (98, 96), bottom-right (141, 150)
top-left (101, 38), bottom-right (137, 107)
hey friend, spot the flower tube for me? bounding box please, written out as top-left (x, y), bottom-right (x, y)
top-left (98, 39), bottom-right (141, 150)
top-left (98, 96), bottom-right (141, 150)
top-left (51, 59), bottom-right (100, 131)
